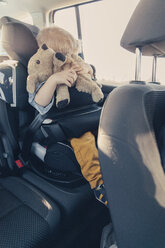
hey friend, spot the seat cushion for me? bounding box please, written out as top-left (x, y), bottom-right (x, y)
top-left (0, 176), bottom-right (60, 248)
top-left (98, 84), bottom-right (165, 248)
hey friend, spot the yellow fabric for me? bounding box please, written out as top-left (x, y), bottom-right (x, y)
top-left (99, 194), bottom-right (103, 200)
top-left (70, 131), bottom-right (103, 189)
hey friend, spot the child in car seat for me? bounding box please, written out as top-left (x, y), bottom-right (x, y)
top-left (70, 131), bottom-right (108, 206)
top-left (28, 26), bottom-right (108, 206)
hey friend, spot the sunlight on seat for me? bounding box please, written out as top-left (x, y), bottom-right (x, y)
top-left (42, 198), bottom-right (53, 210)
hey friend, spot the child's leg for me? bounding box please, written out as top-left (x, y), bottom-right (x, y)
top-left (70, 131), bottom-right (108, 206)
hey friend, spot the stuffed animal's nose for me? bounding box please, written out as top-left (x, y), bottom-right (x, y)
top-left (55, 52), bottom-right (66, 62)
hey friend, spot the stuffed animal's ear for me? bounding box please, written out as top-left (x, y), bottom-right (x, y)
top-left (41, 43), bottom-right (48, 50)
top-left (55, 52), bottom-right (66, 62)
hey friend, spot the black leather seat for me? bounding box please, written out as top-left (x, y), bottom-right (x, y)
top-left (0, 16), bottom-right (38, 160)
top-left (0, 176), bottom-right (60, 248)
top-left (0, 17), bottom-right (62, 248)
top-left (98, 84), bottom-right (165, 248)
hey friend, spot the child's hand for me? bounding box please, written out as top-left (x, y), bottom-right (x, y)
top-left (71, 62), bottom-right (92, 75)
top-left (50, 69), bottom-right (77, 87)
top-left (34, 69), bottom-right (77, 108)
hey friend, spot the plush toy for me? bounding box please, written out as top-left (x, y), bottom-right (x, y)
top-left (26, 44), bottom-right (54, 94)
top-left (53, 51), bottom-right (104, 108)
top-left (37, 26), bottom-right (79, 55)
top-left (27, 26), bottom-right (104, 109)
top-left (27, 44), bottom-right (104, 109)
top-left (37, 26), bottom-right (104, 103)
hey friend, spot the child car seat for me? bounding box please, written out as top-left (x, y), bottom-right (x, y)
top-left (0, 16), bottom-right (39, 174)
top-left (0, 16), bottom-right (111, 248)
top-left (0, 15), bottom-right (105, 183)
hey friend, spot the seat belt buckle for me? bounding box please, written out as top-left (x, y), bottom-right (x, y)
top-left (15, 159), bottom-right (24, 168)
top-left (16, 154), bottom-right (29, 168)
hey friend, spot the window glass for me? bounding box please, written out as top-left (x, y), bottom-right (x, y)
top-left (21, 14), bottom-right (33, 25)
top-left (53, 7), bottom-right (78, 39)
top-left (79, 0), bottom-right (140, 82)
top-left (52, 0), bottom-right (165, 84)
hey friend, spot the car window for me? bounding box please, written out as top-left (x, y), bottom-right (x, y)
top-left (53, 7), bottom-right (78, 40)
top-left (52, 1), bottom-right (138, 84)
top-left (53, 0), bottom-right (165, 85)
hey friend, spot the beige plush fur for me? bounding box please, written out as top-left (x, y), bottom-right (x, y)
top-left (37, 26), bottom-right (79, 55)
top-left (53, 52), bottom-right (104, 108)
top-left (27, 26), bottom-right (104, 109)
top-left (26, 44), bottom-right (54, 93)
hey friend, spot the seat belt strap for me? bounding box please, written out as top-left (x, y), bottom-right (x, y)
top-left (20, 113), bottom-right (47, 165)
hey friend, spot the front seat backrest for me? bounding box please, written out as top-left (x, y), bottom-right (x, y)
top-left (98, 84), bottom-right (165, 248)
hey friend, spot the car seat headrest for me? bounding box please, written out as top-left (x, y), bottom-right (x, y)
top-left (120, 0), bottom-right (165, 56)
top-left (0, 17), bottom-right (39, 66)
top-left (0, 16), bottom-right (39, 37)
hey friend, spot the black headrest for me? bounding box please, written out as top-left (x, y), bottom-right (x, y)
top-left (0, 16), bottom-right (39, 37)
top-left (121, 0), bottom-right (165, 56)
top-left (0, 16), bottom-right (39, 66)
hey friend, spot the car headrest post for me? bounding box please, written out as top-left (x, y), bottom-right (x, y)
top-left (152, 55), bottom-right (157, 82)
top-left (135, 47), bottom-right (142, 81)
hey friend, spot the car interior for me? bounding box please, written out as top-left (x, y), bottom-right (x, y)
top-left (0, 0), bottom-right (165, 247)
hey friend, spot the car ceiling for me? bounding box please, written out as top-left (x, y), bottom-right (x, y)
top-left (0, 0), bottom-right (96, 22)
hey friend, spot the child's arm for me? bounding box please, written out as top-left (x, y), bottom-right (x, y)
top-left (34, 68), bottom-right (77, 107)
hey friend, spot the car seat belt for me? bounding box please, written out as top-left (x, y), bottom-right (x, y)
top-left (19, 113), bottom-right (47, 166)
top-left (19, 112), bottom-right (67, 166)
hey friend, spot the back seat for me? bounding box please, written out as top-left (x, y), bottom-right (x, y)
top-left (0, 16), bottom-right (111, 247)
